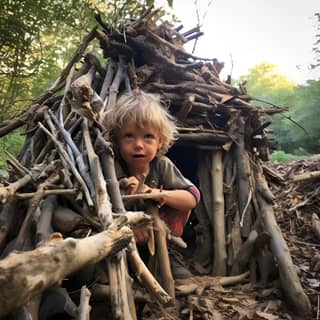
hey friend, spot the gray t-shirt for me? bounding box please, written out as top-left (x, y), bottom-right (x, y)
top-left (115, 155), bottom-right (195, 191)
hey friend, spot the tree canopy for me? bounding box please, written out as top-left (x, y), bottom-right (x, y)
top-left (0, 0), bottom-right (173, 121)
top-left (239, 62), bottom-right (320, 155)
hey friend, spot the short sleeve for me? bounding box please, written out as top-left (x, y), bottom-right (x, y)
top-left (148, 156), bottom-right (200, 203)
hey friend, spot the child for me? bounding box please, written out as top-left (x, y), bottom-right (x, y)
top-left (105, 89), bottom-right (200, 278)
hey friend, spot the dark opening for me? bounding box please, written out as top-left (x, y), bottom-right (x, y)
top-left (167, 145), bottom-right (199, 254)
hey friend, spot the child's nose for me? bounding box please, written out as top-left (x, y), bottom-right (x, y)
top-left (134, 138), bottom-right (144, 148)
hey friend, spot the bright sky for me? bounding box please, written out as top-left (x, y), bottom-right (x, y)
top-left (158, 0), bottom-right (320, 84)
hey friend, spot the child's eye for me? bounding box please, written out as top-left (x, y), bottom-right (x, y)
top-left (145, 133), bottom-right (155, 140)
top-left (124, 133), bottom-right (134, 140)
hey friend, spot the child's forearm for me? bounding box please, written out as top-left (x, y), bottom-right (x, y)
top-left (153, 189), bottom-right (197, 211)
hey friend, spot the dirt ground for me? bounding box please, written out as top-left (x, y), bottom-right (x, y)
top-left (140, 157), bottom-right (320, 320)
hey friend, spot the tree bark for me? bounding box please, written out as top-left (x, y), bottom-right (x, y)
top-left (256, 186), bottom-right (311, 316)
top-left (0, 224), bottom-right (132, 318)
top-left (211, 150), bottom-right (227, 275)
top-left (147, 202), bottom-right (176, 304)
top-left (235, 118), bottom-right (254, 237)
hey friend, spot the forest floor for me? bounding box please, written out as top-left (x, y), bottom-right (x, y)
top-left (141, 156), bottom-right (320, 320)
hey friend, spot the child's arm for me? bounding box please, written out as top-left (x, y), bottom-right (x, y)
top-left (149, 188), bottom-right (197, 211)
top-left (120, 177), bottom-right (198, 211)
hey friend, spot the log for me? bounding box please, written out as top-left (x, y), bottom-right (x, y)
top-left (175, 271), bottom-right (249, 295)
top-left (224, 152), bottom-right (242, 273)
top-left (211, 150), bottom-right (227, 275)
top-left (14, 173), bottom-right (60, 250)
top-left (83, 120), bottom-right (112, 227)
top-left (0, 223), bottom-right (132, 318)
top-left (127, 242), bottom-right (172, 306)
top-left (235, 118), bottom-right (254, 237)
top-left (192, 151), bottom-right (213, 274)
top-left (292, 170), bottom-right (320, 183)
top-left (256, 187), bottom-right (311, 316)
top-left (147, 202), bottom-right (176, 304)
top-left (107, 253), bottom-right (136, 320)
top-left (231, 230), bottom-right (258, 275)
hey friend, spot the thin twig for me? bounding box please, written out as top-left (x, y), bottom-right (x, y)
top-left (15, 188), bottom-right (78, 199)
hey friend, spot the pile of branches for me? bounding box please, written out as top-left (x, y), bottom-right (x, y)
top-left (0, 6), bottom-right (310, 319)
top-left (265, 156), bottom-right (320, 317)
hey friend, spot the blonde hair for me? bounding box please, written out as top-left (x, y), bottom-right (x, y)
top-left (105, 89), bottom-right (177, 156)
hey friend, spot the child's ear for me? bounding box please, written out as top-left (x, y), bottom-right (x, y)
top-left (157, 138), bottom-right (163, 153)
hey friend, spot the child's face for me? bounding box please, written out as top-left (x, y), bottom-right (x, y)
top-left (117, 120), bottom-right (163, 175)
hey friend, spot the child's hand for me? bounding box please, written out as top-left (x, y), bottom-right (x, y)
top-left (132, 225), bottom-right (151, 244)
top-left (119, 176), bottom-right (152, 195)
top-left (119, 176), bottom-right (141, 194)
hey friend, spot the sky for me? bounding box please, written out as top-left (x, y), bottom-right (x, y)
top-left (156, 0), bottom-right (320, 84)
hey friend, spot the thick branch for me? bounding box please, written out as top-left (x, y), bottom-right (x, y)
top-left (0, 224), bottom-right (132, 318)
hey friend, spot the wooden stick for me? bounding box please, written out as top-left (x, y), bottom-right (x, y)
top-left (78, 286), bottom-right (91, 320)
top-left (5, 150), bottom-right (31, 176)
top-left (107, 253), bottom-right (136, 320)
top-left (0, 223), bottom-right (132, 318)
top-left (95, 131), bottom-right (126, 214)
top-left (175, 271), bottom-right (250, 296)
top-left (127, 242), bottom-right (173, 306)
top-left (0, 174), bottom-right (33, 204)
top-left (14, 188), bottom-right (78, 199)
top-left (100, 58), bottom-right (117, 103)
top-left (93, 129), bottom-right (137, 319)
top-left (48, 109), bottom-right (96, 202)
top-left (35, 195), bottom-right (56, 246)
top-left (146, 202), bottom-right (176, 304)
top-left (235, 118), bottom-right (254, 237)
top-left (82, 119), bottom-right (112, 228)
top-left (38, 122), bottom-right (94, 207)
top-left (231, 230), bottom-right (258, 275)
top-left (255, 173), bottom-right (311, 316)
top-left (292, 170), bottom-right (320, 183)
top-left (107, 56), bottom-right (125, 110)
top-left (14, 173), bottom-right (60, 250)
top-left (211, 150), bottom-right (227, 275)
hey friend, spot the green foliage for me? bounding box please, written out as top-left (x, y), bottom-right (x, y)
top-left (269, 150), bottom-right (306, 163)
top-left (237, 62), bottom-right (320, 155)
top-left (0, 0), bottom-right (173, 122)
top-left (284, 80), bottom-right (320, 153)
top-left (0, 130), bottom-right (25, 170)
top-left (0, 0), bottom-right (97, 120)
top-left (238, 61), bottom-right (297, 106)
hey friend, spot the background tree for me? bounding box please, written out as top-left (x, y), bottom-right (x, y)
top-left (0, 0), bottom-right (173, 170)
top-left (0, 0), bottom-right (95, 120)
top-left (0, 0), bottom-right (173, 121)
top-left (238, 62), bottom-right (320, 156)
top-left (287, 80), bottom-right (320, 154)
